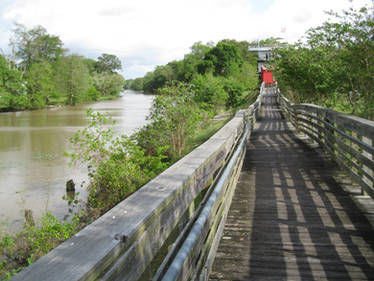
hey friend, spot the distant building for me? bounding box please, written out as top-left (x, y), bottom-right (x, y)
top-left (249, 46), bottom-right (276, 86)
top-left (248, 46), bottom-right (274, 73)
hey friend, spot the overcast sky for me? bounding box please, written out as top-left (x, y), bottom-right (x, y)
top-left (0, 0), bottom-right (372, 79)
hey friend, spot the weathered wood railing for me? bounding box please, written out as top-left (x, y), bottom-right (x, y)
top-left (11, 86), bottom-right (264, 281)
top-left (277, 88), bottom-right (374, 199)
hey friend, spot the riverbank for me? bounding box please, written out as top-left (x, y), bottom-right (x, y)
top-left (0, 94), bottom-right (122, 114)
top-left (0, 111), bottom-right (231, 280)
top-left (0, 71), bottom-right (259, 279)
top-left (0, 90), bottom-right (153, 233)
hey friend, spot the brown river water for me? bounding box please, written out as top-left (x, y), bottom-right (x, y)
top-left (0, 90), bottom-right (153, 231)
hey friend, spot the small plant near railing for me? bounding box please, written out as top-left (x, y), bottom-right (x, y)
top-left (66, 109), bottom-right (169, 212)
top-left (0, 213), bottom-right (81, 280)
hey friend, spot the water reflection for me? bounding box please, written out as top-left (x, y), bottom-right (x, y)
top-left (0, 90), bottom-right (153, 231)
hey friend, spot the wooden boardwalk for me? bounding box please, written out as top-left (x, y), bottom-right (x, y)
top-left (209, 88), bottom-right (374, 280)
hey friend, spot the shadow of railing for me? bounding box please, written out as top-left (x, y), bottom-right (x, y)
top-left (245, 91), bottom-right (374, 279)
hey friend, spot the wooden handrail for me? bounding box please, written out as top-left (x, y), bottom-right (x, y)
top-left (277, 88), bottom-right (374, 199)
top-left (11, 86), bottom-right (264, 281)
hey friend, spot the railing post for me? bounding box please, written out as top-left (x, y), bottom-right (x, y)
top-left (323, 111), bottom-right (335, 156)
top-left (316, 108), bottom-right (324, 145)
top-left (313, 110), bottom-right (321, 143)
top-left (296, 107), bottom-right (303, 135)
top-left (351, 130), bottom-right (360, 191)
top-left (362, 136), bottom-right (373, 196)
top-left (276, 87), bottom-right (280, 105)
top-left (289, 103), bottom-right (296, 130)
top-left (276, 87), bottom-right (374, 201)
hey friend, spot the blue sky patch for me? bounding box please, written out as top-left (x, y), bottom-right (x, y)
top-left (248, 0), bottom-right (275, 13)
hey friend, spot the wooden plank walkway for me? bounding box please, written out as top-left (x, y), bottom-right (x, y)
top-left (209, 88), bottom-right (374, 280)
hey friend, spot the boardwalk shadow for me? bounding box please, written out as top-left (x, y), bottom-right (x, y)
top-left (210, 90), bottom-right (374, 281)
top-left (246, 94), bottom-right (374, 280)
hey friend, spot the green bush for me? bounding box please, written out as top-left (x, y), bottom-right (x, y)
top-left (0, 213), bottom-right (80, 280)
top-left (135, 82), bottom-right (202, 161)
top-left (273, 6), bottom-right (374, 119)
top-left (224, 78), bottom-right (244, 108)
top-left (67, 110), bottom-right (168, 210)
top-left (191, 73), bottom-right (227, 112)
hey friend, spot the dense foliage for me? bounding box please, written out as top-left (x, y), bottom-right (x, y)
top-left (0, 24), bottom-right (125, 111)
top-left (125, 39), bottom-right (259, 113)
top-left (67, 81), bottom-right (229, 212)
top-left (75, 38), bottom-right (261, 212)
top-left (273, 6), bottom-right (374, 119)
top-left (66, 39), bottom-right (260, 214)
top-left (1, 213), bottom-right (81, 279)
top-left (67, 110), bottom-right (168, 211)
top-left (134, 82), bottom-right (204, 161)
top-left (1, 38), bottom-right (259, 279)
top-left (54, 81), bottom-right (234, 222)
top-left (2, 4), bottom-right (373, 278)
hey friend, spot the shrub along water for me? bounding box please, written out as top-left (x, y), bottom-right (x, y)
top-left (0, 82), bottom-right (238, 279)
top-left (3, 5), bottom-right (373, 277)
top-left (0, 213), bottom-right (81, 279)
top-left (0, 39), bottom-right (261, 279)
top-left (67, 109), bottom-right (169, 212)
top-left (134, 82), bottom-right (205, 161)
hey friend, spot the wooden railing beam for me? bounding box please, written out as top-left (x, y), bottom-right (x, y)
top-left (278, 88), bottom-right (374, 201)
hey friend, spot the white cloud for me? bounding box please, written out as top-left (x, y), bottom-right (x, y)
top-left (1, 0), bottom-right (372, 78)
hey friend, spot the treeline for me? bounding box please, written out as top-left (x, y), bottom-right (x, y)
top-left (0, 24), bottom-right (125, 112)
top-left (273, 6), bottom-right (374, 120)
top-left (65, 40), bottom-right (260, 224)
top-left (85, 39), bottom-right (262, 208)
top-left (126, 39), bottom-right (259, 111)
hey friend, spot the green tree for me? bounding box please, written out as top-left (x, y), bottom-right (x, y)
top-left (235, 62), bottom-right (258, 91)
top-left (83, 58), bottom-right (98, 75)
top-left (141, 71), bottom-right (155, 93)
top-left (180, 42), bottom-right (212, 82)
top-left (224, 78), bottom-right (244, 108)
top-left (126, 40), bottom-right (258, 103)
top-left (274, 5), bottom-right (374, 118)
top-left (198, 42), bottom-right (243, 76)
top-left (0, 55), bottom-right (27, 111)
top-left (55, 55), bottom-right (90, 105)
top-left (192, 73), bottom-right (227, 111)
top-left (309, 6), bottom-right (374, 118)
top-left (67, 110), bottom-right (167, 210)
top-left (142, 64), bottom-right (178, 93)
top-left (130, 78), bottom-right (144, 91)
top-left (25, 61), bottom-right (56, 108)
top-left (95, 53), bottom-right (122, 73)
top-left (10, 24), bottom-right (64, 70)
top-left (274, 44), bottom-right (338, 103)
top-left (135, 82), bottom-right (201, 159)
top-left (93, 72), bottom-right (125, 97)
top-left (221, 39), bottom-right (258, 65)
